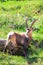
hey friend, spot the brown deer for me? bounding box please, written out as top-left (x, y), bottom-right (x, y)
top-left (4, 18), bottom-right (38, 56)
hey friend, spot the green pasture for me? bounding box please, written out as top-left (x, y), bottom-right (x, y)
top-left (0, 0), bottom-right (43, 65)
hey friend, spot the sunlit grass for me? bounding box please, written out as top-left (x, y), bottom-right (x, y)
top-left (33, 32), bottom-right (43, 40)
top-left (0, 52), bottom-right (28, 65)
top-left (0, 0), bottom-right (43, 65)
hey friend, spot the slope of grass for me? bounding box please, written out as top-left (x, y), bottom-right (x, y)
top-left (0, 1), bottom-right (43, 65)
top-left (0, 52), bottom-right (28, 65)
top-left (0, 51), bottom-right (43, 65)
top-left (0, 1), bottom-right (43, 39)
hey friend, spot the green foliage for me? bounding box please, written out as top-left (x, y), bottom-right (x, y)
top-left (0, 0), bottom-right (43, 40)
top-left (0, 1), bottom-right (43, 39)
top-left (0, 51), bottom-right (43, 65)
top-left (0, 1), bottom-right (43, 65)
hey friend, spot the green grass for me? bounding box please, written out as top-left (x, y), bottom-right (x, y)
top-left (0, 51), bottom-right (43, 65)
top-left (0, 52), bottom-right (28, 65)
top-left (0, 0), bottom-right (43, 65)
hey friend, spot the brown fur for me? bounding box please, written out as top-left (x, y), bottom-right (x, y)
top-left (7, 32), bottom-right (30, 48)
top-left (4, 19), bottom-right (38, 56)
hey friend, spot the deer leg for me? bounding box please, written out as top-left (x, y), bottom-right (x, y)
top-left (23, 46), bottom-right (28, 57)
top-left (3, 40), bottom-right (10, 52)
top-left (3, 45), bottom-right (7, 53)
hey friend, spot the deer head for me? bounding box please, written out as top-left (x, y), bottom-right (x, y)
top-left (25, 18), bottom-right (38, 40)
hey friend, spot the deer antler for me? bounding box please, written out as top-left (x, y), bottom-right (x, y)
top-left (25, 17), bottom-right (28, 29)
top-left (30, 19), bottom-right (38, 29)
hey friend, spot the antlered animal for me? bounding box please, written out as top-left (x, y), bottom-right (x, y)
top-left (4, 18), bottom-right (38, 56)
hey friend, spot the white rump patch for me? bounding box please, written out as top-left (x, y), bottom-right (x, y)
top-left (7, 31), bottom-right (14, 39)
top-left (5, 31), bottom-right (14, 47)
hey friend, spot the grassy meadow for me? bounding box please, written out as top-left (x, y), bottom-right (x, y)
top-left (0, 0), bottom-right (43, 65)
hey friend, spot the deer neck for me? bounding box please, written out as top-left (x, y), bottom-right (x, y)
top-left (26, 29), bottom-right (32, 40)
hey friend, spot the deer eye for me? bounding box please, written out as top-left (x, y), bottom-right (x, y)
top-left (27, 28), bottom-right (31, 33)
top-left (27, 29), bottom-right (30, 31)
